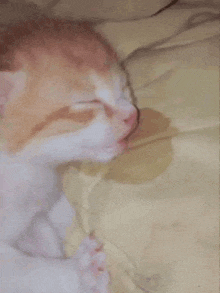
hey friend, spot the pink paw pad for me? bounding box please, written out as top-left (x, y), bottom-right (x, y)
top-left (75, 233), bottom-right (110, 293)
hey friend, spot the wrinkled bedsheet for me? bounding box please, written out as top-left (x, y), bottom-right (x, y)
top-left (63, 3), bottom-right (219, 293)
top-left (0, 1), bottom-right (219, 292)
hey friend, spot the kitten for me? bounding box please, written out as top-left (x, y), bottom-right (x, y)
top-left (0, 17), bottom-right (137, 292)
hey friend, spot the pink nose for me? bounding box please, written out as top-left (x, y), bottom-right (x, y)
top-left (124, 109), bottom-right (138, 127)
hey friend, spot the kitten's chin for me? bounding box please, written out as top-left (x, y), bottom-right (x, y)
top-left (94, 140), bottom-right (128, 163)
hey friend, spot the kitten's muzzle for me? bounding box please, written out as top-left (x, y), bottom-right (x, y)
top-left (123, 109), bottom-right (138, 128)
top-left (118, 108), bottom-right (139, 142)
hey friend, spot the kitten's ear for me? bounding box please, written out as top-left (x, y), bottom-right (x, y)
top-left (0, 71), bottom-right (27, 117)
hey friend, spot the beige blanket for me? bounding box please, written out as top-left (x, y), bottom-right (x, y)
top-left (62, 3), bottom-right (219, 293)
top-left (0, 1), bottom-right (219, 292)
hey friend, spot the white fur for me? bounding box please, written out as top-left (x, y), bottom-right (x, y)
top-left (0, 69), bottom-right (137, 292)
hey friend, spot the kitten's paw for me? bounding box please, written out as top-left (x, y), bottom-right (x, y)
top-left (75, 233), bottom-right (110, 293)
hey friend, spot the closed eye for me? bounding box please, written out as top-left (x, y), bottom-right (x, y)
top-left (77, 99), bottom-right (100, 104)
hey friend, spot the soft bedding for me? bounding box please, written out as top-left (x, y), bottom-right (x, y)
top-left (0, 1), bottom-right (219, 292)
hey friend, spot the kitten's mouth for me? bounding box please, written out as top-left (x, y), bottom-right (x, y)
top-left (108, 138), bottom-right (129, 156)
top-left (116, 123), bottom-right (139, 153)
top-left (117, 113), bottom-right (139, 147)
top-left (117, 124), bottom-right (138, 150)
top-left (117, 138), bottom-right (128, 148)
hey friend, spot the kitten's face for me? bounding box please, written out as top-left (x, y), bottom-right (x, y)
top-left (1, 19), bottom-right (138, 163)
top-left (61, 68), bottom-right (137, 163)
top-left (2, 66), bottom-right (137, 163)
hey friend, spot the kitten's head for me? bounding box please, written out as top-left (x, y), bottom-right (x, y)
top-left (0, 18), bottom-right (138, 164)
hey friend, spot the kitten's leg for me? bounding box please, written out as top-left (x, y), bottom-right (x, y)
top-left (16, 211), bottom-right (65, 258)
top-left (74, 234), bottom-right (110, 293)
top-left (1, 235), bottom-right (110, 293)
top-left (0, 156), bottom-right (110, 292)
top-left (0, 155), bottom-right (60, 244)
top-left (1, 177), bottom-right (63, 258)
top-left (17, 195), bottom-right (75, 258)
top-left (0, 240), bottom-right (81, 293)
top-left (47, 196), bottom-right (111, 292)
top-left (48, 193), bottom-right (75, 241)
top-left (49, 194), bottom-right (89, 258)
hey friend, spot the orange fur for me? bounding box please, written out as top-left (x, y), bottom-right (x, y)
top-left (3, 66), bottom-right (96, 153)
top-left (1, 18), bottom-right (117, 72)
top-left (1, 18), bottom-right (118, 153)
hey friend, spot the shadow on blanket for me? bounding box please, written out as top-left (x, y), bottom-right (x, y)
top-left (72, 108), bottom-right (178, 184)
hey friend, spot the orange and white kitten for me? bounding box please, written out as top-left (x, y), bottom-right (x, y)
top-left (0, 17), bottom-right (137, 292)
